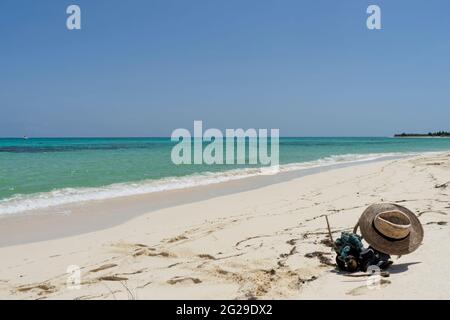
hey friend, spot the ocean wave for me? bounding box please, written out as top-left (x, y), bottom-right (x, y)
top-left (0, 152), bottom-right (420, 215)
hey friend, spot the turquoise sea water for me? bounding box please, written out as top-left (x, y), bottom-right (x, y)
top-left (1, 137), bottom-right (450, 215)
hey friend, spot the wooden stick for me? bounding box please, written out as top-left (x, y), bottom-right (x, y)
top-left (325, 215), bottom-right (336, 249)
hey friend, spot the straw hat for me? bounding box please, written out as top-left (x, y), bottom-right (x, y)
top-left (355, 203), bottom-right (424, 255)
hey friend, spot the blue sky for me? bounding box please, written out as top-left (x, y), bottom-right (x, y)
top-left (1, 0), bottom-right (449, 137)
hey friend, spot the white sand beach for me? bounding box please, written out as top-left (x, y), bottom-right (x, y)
top-left (1, 152), bottom-right (449, 300)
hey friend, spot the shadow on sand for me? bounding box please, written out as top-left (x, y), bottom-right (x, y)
top-left (387, 261), bottom-right (421, 274)
top-left (329, 261), bottom-right (421, 277)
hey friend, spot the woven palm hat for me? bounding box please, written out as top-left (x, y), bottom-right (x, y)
top-left (356, 203), bottom-right (424, 255)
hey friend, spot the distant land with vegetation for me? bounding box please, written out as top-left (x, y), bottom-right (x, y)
top-left (395, 131), bottom-right (450, 137)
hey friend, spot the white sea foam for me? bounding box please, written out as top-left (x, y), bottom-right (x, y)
top-left (0, 152), bottom-right (422, 215)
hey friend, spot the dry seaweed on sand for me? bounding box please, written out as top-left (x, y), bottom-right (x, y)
top-left (304, 251), bottom-right (335, 266)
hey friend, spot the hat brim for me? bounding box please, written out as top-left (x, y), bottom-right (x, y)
top-left (358, 203), bottom-right (424, 255)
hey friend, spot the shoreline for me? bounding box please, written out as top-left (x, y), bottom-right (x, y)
top-left (0, 151), bottom-right (421, 216)
top-left (0, 153), bottom-right (415, 247)
top-left (0, 152), bottom-right (449, 299)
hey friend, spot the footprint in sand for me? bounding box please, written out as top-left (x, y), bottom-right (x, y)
top-left (166, 235), bottom-right (188, 243)
top-left (90, 263), bottom-right (117, 273)
top-left (16, 283), bottom-right (56, 295)
top-left (129, 245), bottom-right (173, 258)
top-left (346, 279), bottom-right (391, 296)
top-left (198, 254), bottom-right (216, 260)
top-left (167, 277), bottom-right (202, 285)
top-left (98, 275), bottom-right (128, 282)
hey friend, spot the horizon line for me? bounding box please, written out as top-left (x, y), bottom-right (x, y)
top-left (0, 135), bottom-right (395, 139)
